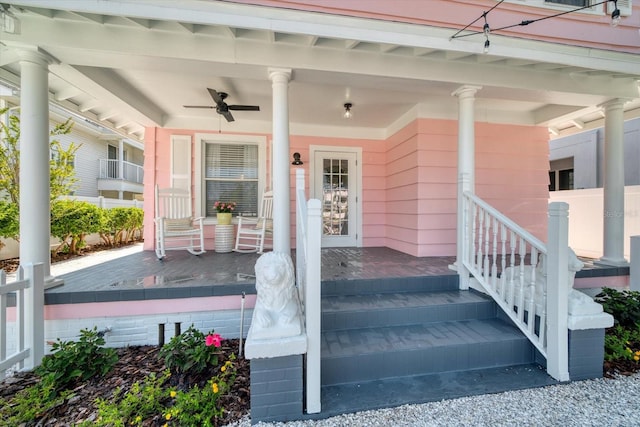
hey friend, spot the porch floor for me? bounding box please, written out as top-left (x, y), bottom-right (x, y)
top-left (46, 247), bottom-right (456, 304)
top-left (45, 245), bottom-right (625, 305)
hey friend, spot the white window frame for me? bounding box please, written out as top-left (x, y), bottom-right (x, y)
top-left (194, 133), bottom-right (267, 223)
top-left (499, 0), bottom-right (606, 15)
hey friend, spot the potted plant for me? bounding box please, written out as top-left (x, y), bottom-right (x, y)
top-left (214, 201), bottom-right (236, 225)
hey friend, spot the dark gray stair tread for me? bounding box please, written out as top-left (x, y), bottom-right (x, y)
top-left (321, 318), bottom-right (526, 359)
top-left (322, 290), bottom-right (492, 313)
top-left (309, 364), bottom-right (556, 421)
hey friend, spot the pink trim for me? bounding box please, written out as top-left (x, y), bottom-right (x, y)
top-left (42, 295), bottom-right (256, 320)
top-left (574, 276), bottom-right (629, 289)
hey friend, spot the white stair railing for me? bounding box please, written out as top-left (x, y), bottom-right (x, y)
top-left (0, 263), bottom-right (45, 380)
top-left (462, 192), bottom-right (570, 381)
top-left (295, 169), bottom-right (322, 413)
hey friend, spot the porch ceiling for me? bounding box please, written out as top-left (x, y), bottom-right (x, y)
top-left (1, 0), bottom-right (639, 142)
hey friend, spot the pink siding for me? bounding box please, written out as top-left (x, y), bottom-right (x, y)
top-left (145, 118), bottom-right (549, 257)
top-left (230, 0), bottom-right (639, 54)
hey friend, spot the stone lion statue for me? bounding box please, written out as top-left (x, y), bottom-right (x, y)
top-left (250, 252), bottom-right (302, 340)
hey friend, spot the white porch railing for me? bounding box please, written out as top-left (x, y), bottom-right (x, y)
top-left (462, 192), bottom-right (570, 381)
top-left (295, 169), bottom-right (322, 414)
top-left (0, 263), bottom-right (45, 380)
top-left (98, 159), bottom-right (144, 184)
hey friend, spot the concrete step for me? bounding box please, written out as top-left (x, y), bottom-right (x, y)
top-left (322, 290), bottom-right (496, 331)
top-left (321, 317), bottom-right (535, 386)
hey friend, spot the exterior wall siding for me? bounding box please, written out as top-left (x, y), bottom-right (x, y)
top-left (145, 119), bottom-right (549, 256)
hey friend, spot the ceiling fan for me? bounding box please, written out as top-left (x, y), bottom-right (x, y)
top-left (183, 88), bottom-right (260, 122)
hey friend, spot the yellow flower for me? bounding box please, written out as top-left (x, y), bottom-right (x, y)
top-left (212, 382), bottom-right (219, 393)
top-left (165, 413), bottom-right (172, 420)
top-left (634, 355), bottom-right (640, 362)
top-left (170, 390), bottom-right (177, 398)
top-left (635, 351), bottom-right (640, 356)
top-left (135, 415), bottom-right (142, 423)
top-left (221, 365), bottom-right (226, 372)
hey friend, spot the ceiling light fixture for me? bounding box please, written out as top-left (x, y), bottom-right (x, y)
top-left (343, 102), bottom-right (353, 119)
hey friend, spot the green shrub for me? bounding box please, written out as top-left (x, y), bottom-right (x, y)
top-left (89, 370), bottom-right (171, 427)
top-left (164, 356), bottom-right (237, 427)
top-left (0, 200), bottom-right (18, 242)
top-left (36, 327), bottom-right (118, 394)
top-left (158, 325), bottom-right (222, 376)
top-left (0, 374), bottom-right (72, 426)
top-left (51, 199), bottom-right (104, 254)
top-left (98, 207), bottom-right (143, 247)
top-left (595, 287), bottom-right (640, 329)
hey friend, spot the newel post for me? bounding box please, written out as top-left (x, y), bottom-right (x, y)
top-left (546, 202), bottom-right (570, 381)
top-left (457, 173), bottom-right (471, 290)
top-left (23, 263), bottom-right (45, 370)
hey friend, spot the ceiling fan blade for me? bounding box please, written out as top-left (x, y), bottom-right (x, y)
top-left (183, 105), bottom-right (215, 109)
top-left (207, 88), bottom-right (225, 105)
top-left (222, 110), bottom-right (235, 122)
top-left (228, 105), bottom-right (260, 111)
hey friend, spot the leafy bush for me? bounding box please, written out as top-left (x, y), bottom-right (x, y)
top-left (604, 324), bottom-right (640, 362)
top-left (164, 356), bottom-right (237, 427)
top-left (36, 327), bottom-right (118, 393)
top-left (158, 325), bottom-right (223, 376)
top-left (98, 207), bottom-right (143, 247)
top-left (90, 370), bottom-right (171, 427)
top-left (51, 199), bottom-right (104, 254)
top-left (595, 287), bottom-right (640, 329)
top-left (0, 374), bottom-right (72, 426)
top-left (0, 200), bottom-right (18, 242)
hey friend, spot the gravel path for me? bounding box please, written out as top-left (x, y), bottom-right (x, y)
top-left (227, 373), bottom-right (640, 427)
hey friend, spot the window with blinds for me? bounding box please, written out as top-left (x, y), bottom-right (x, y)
top-left (204, 142), bottom-right (259, 217)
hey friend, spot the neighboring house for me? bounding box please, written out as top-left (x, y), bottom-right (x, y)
top-left (550, 116), bottom-right (640, 191)
top-left (549, 116), bottom-right (640, 258)
top-left (0, 98), bottom-right (144, 259)
top-left (0, 98), bottom-right (144, 201)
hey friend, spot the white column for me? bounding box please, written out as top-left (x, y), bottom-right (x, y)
top-left (18, 49), bottom-right (56, 284)
top-left (269, 68), bottom-right (292, 254)
top-left (546, 202), bottom-right (570, 381)
top-left (599, 99), bottom-right (627, 266)
top-left (452, 85), bottom-right (481, 289)
top-left (118, 139), bottom-right (125, 199)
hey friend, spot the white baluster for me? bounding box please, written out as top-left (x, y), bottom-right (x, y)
top-left (500, 223), bottom-right (507, 299)
top-left (528, 247), bottom-right (538, 336)
top-left (477, 207), bottom-right (485, 274)
top-left (517, 238), bottom-right (526, 323)
top-left (491, 216), bottom-right (498, 290)
top-left (483, 210), bottom-right (490, 283)
top-left (507, 231), bottom-right (516, 308)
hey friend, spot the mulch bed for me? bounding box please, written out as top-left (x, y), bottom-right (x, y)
top-left (0, 340), bottom-right (250, 426)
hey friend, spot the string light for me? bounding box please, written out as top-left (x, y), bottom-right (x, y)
top-left (451, 0), bottom-right (623, 51)
top-left (611, 0), bottom-right (621, 27)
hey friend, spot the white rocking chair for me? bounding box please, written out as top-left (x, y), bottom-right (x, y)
top-left (234, 190), bottom-right (273, 254)
top-left (154, 185), bottom-right (206, 260)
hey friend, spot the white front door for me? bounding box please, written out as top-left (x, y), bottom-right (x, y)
top-left (312, 149), bottom-right (360, 247)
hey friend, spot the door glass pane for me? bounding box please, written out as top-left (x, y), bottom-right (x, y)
top-left (322, 158), bottom-right (349, 236)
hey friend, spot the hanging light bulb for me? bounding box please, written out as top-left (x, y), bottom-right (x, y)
top-left (483, 38), bottom-right (490, 54)
top-left (343, 102), bottom-right (353, 119)
top-left (483, 22), bottom-right (490, 36)
top-left (610, 0), bottom-right (621, 27)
